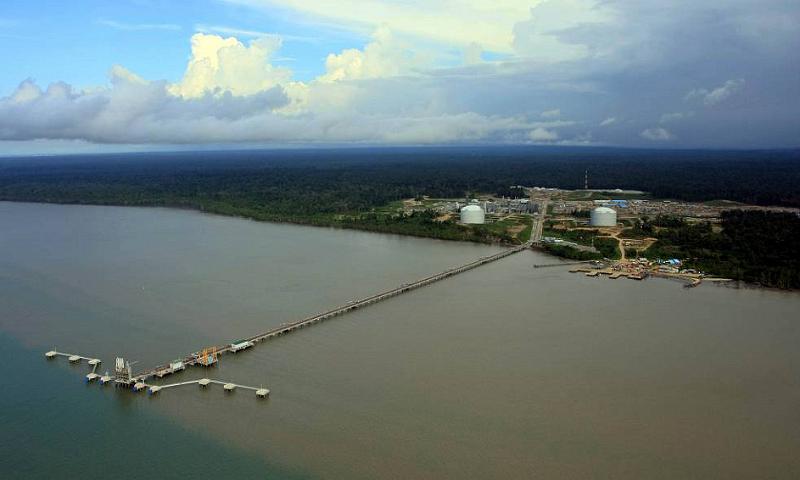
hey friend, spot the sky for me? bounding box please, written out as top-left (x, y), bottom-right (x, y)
top-left (0, 0), bottom-right (798, 154)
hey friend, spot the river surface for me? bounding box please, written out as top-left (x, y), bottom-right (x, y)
top-left (1, 201), bottom-right (799, 479)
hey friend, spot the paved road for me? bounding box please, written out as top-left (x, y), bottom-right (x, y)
top-left (530, 198), bottom-right (549, 244)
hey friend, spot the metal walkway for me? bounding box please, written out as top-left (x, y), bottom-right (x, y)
top-left (145, 379), bottom-right (269, 397)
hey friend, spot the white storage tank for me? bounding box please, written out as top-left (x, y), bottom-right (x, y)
top-left (460, 204), bottom-right (485, 224)
top-left (590, 206), bottom-right (617, 227)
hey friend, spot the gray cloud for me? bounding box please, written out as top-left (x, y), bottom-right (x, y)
top-left (686, 79), bottom-right (746, 106)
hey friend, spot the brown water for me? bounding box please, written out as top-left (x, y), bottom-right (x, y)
top-left (1, 202), bottom-right (799, 479)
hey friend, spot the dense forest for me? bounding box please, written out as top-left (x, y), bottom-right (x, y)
top-left (648, 211), bottom-right (800, 289)
top-left (1, 147), bottom-right (799, 211)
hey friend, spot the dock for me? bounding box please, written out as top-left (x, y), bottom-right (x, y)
top-left (45, 350), bottom-right (104, 382)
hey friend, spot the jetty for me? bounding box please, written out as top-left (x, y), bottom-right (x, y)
top-left (47, 243), bottom-right (531, 398)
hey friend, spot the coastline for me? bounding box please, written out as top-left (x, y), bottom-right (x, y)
top-left (1, 199), bottom-right (795, 292)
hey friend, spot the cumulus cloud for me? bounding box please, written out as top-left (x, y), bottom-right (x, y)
top-left (640, 127), bottom-right (674, 141)
top-left (599, 117), bottom-right (617, 127)
top-left (168, 33), bottom-right (291, 98)
top-left (318, 27), bottom-right (423, 83)
top-left (686, 79), bottom-right (745, 106)
top-left (10, 79), bottom-right (42, 103)
top-left (0, 68), bottom-right (547, 144)
top-left (540, 109), bottom-right (561, 118)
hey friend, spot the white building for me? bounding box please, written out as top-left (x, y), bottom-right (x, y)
top-left (460, 204), bottom-right (485, 224)
top-left (590, 206), bottom-right (617, 227)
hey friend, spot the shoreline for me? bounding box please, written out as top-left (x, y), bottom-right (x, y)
top-left (1, 199), bottom-right (794, 292)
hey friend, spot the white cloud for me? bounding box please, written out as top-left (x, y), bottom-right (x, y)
top-left (232, 0), bottom-right (614, 60)
top-left (10, 79), bottom-right (42, 103)
top-left (540, 108), bottom-right (560, 118)
top-left (599, 117), bottom-right (616, 126)
top-left (464, 43), bottom-right (483, 65)
top-left (640, 127), bottom-right (674, 141)
top-left (529, 127), bottom-right (559, 141)
top-left (110, 65), bottom-right (147, 85)
top-left (318, 27), bottom-right (423, 83)
top-left (194, 24), bottom-right (317, 43)
top-left (228, 0), bottom-right (538, 53)
top-left (168, 34), bottom-right (292, 98)
top-left (686, 79), bottom-right (745, 106)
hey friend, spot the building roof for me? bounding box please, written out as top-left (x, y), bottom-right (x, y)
top-left (592, 206), bottom-right (616, 213)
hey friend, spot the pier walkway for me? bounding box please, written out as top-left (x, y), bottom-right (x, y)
top-left (145, 378), bottom-right (269, 397)
top-left (45, 350), bottom-right (101, 370)
top-left (133, 242), bottom-right (531, 381)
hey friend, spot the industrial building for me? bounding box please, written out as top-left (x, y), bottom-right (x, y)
top-left (460, 204), bottom-right (485, 224)
top-left (590, 206), bottom-right (617, 227)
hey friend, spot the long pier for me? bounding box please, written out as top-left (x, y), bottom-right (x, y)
top-left (133, 242), bottom-right (531, 381)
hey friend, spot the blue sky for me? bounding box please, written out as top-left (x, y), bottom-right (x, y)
top-left (0, 0), bottom-right (364, 90)
top-left (1, 0), bottom-right (798, 154)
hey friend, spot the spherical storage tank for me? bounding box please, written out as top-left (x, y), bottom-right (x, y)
top-left (590, 206), bottom-right (617, 227)
top-left (460, 204), bottom-right (485, 224)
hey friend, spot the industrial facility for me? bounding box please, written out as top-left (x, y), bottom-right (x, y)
top-left (460, 204), bottom-right (485, 224)
top-left (590, 206), bottom-right (617, 227)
